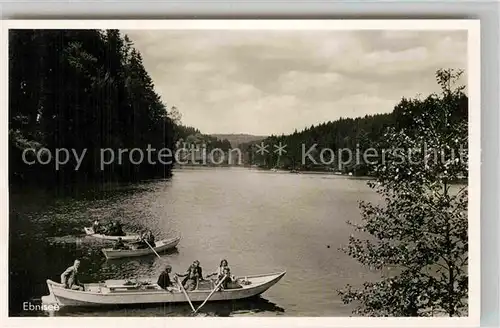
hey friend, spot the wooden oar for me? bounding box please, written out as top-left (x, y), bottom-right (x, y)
top-left (176, 276), bottom-right (196, 313)
top-left (143, 239), bottom-right (196, 313)
top-left (144, 239), bottom-right (161, 258)
top-left (193, 275), bottom-right (227, 314)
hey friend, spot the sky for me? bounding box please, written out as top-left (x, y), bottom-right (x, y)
top-left (122, 29), bottom-right (467, 136)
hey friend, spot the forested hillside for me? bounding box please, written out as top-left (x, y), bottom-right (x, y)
top-left (210, 134), bottom-right (267, 148)
top-left (9, 30), bottom-right (468, 184)
top-left (243, 85), bottom-right (468, 175)
top-left (9, 30), bottom-right (177, 189)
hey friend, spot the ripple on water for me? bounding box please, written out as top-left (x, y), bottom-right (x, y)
top-left (11, 170), bottom-right (382, 316)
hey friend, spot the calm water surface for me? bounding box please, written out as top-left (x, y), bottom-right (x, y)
top-left (10, 167), bottom-right (383, 317)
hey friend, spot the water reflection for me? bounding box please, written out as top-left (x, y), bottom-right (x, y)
top-left (11, 169), bottom-right (382, 316)
top-left (44, 295), bottom-right (285, 317)
top-left (198, 296), bottom-right (286, 317)
top-left (100, 257), bottom-right (157, 280)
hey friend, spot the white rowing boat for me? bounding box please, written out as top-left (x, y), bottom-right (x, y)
top-left (42, 271), bottom-right (286, 307)
top-left (84, 227), bottom-right (140, 242)
top-left (101, 236), bottom-right (181, 259)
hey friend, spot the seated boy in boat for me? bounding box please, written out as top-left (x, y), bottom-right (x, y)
top-left (157, 265), bottom-right (177, 292)
top-left (61, 259), bottom-right (84, 290)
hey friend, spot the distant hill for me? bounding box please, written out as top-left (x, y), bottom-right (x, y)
top-left (210, 134), bottom-right (267, 148)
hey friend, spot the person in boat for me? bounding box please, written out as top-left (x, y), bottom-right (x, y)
top-left (157, 265), bottom-right (175, 292)
top-left (218, 267), bottom-right (241, 290)
top-left (113, 237), bottom-right (129, 250)
top-left (107, 221), bottom-right (124, 236)
top-left (92, 219), bottom-right (102, 234)
top-left (60, 259), bottom-right (83, 290)
top-left (146, 230), bottom-right (156, 248)
top-left (103, 221), bottom-right (114, 235)
top-left (133, 230), bottom-right (148, 249)
top-left (192, 260), bottom-right (203, 279)
top-left (176, 260), bottom-right (203, 291)
top-left (206, 259), bottom-right (229, 280)
top-left (132, 231), bottom-right (145, 248)
top-left (115, 221), bottom-right (125, 236)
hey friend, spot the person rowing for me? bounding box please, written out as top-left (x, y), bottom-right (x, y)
top-left (176, 260), bottom-right (203, 291)
top-left (217, 267), bottom-right (242, 290)
top-left (206, 259), bottom-right (229, 281)
top-left (146, 230), bottom-right (156, 247)
top-left (133, 230), bottom-right (155, 248)
top-left (131, 231), bottom-right (147, 249)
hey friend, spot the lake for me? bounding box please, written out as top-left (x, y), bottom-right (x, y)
top-left (9, 167), bottom-right (384, 317)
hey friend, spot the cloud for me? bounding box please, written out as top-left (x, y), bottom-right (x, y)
top-left (122, 29), bottom-right (468, 135)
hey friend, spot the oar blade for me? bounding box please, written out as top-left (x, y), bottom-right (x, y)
top-left (194, 275), bottom-right (227, 314)
top-left (175, 276), bottom-right (196, 313)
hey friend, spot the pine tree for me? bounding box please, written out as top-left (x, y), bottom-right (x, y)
top-left (9, 29), bottom-right (176, 187)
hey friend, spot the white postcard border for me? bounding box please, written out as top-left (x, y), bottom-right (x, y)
top-left (0, 19), bottom-right (481, 328)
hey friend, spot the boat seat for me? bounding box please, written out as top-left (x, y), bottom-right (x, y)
top-left (225, 281), bottom-right (244, 289)
top-left (104, 279), bottom-right (162, 292)
top-left (107, 284), bottom-right (140, 291)
top-left (197, 280), bottom-right (214, 291)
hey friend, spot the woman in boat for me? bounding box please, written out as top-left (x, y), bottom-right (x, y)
top-left (176, 261), bottom-right (203, 291)
top-left (206, 259), bottom-right (229, 280)
top-left (60, 259), bottom-right (83, 290)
